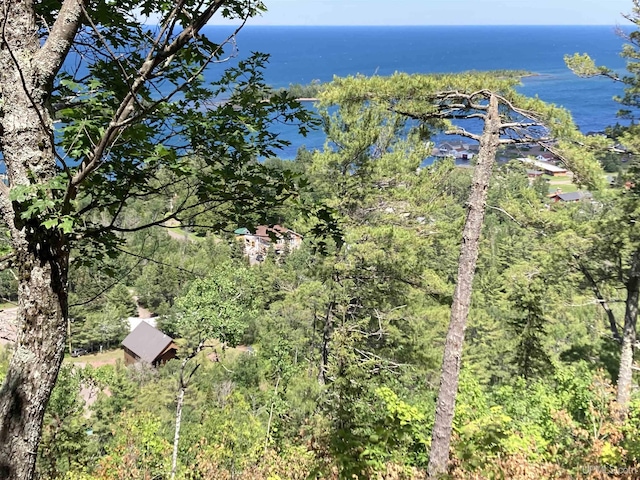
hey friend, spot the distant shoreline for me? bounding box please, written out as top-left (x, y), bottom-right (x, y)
top-left (207, 25), bottom-right (626, 29)
top-left (289, 71), bottom-right (537, 103)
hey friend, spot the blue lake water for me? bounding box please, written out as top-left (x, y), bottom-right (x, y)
top-left (201, 25), bottom-right (632, 158)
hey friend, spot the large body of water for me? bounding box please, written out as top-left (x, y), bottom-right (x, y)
top-left (201, 25), bottom-right (632, 158)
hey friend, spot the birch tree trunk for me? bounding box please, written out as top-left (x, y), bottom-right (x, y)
top-left (427, 94), bottom-right (501, 478)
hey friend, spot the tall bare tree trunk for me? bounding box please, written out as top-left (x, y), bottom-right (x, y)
top-left (319, 301), bottom-right (334, 384)
top-left (427, 94), bottom-right (501, 478)
top-left (171, 386), bottom-right (186, 480)
top-left (172, 345), bottom-right (203, 480)
top-left (264, 376), bottom-right (281, 454)
top-left (616, 251), bottom-right (640, 417)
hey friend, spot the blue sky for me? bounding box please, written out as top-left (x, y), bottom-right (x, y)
top-left (210, 0), bottom-right (633, 26)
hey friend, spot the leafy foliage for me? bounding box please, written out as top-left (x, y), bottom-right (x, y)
top-left (27, 44), bottom-right (640, 480)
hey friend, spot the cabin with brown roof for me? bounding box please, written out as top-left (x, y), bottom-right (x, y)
top-left (121, 321), bottom-right (177, 366)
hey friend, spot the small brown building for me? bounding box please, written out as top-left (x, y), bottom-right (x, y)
top-left (121, 321), bottom-right (177, 366)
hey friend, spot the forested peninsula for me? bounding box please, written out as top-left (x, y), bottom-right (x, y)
top-left (0, 2), bottom-right (639, 480)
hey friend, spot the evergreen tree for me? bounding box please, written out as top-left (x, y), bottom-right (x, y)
top-left (316, 71), bottom-right (603, 477)
top-left (566, 3), bottom-right (640, 415)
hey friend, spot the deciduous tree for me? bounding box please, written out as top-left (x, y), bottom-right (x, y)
top-left (171, 261), bottom-right (258, 479)
top-left (0, 2), bottom-right (312, 479)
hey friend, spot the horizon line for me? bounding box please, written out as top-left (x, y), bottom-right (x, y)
top-left (203, 23), bottom-right (626, 27)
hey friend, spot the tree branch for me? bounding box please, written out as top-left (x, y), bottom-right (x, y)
top-left (486, 205), bottom-right (525, 227)
top-left (113, 244), bottom-right (202, 277)
top-left (35, 0), bottom-right (84, 88)
top-left (69, 0), bottom-right (234, 191)
top-left (444, 128), bottom-right (481, 141)
top-left (575, 258), bottom-right (622, 343)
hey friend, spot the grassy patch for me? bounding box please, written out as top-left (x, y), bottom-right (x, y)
top-left (548, 182), bottom-right (579, 194)
top-left (545, 174), bottom-right (582, 194)
top-left (166, 226), bottom-right (202, 242)
top-left (65, 348), bottom-right (122, 366)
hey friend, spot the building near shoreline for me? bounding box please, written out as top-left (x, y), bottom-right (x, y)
top-left (433, 141), bottom-right (478, 160)
top-left (518, 158), bottom-right (568, 176)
